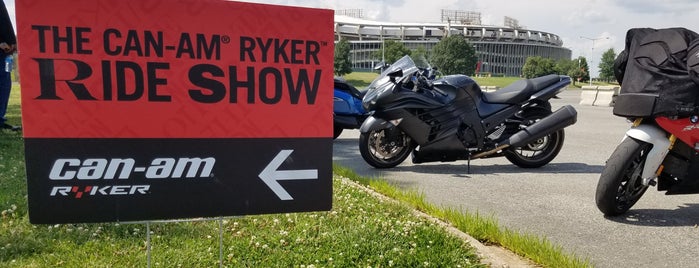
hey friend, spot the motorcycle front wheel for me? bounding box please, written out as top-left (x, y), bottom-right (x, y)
top-left (359, 127), bottom-right (414, 168)
top-left (595, 137), bottom-right (652, 216)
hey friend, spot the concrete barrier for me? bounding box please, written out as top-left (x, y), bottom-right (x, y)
top-left (579, 86), bottom-right (598, 106)
top-left (593, 86), bottom-right (619, 107)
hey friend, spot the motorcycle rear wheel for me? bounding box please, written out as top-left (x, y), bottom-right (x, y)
top-left (595, 137), bottom-right (651, 216)
top-left (359, 127), bottom-right (413, 168)
top-left (504, 109), bottom-right (565, 168)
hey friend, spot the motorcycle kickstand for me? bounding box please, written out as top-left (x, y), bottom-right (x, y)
top-left (467, 153), bottom-right (471, 174)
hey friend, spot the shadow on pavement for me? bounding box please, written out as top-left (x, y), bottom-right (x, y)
top-left (605, 203), bottom-right (699, 227)
top-left (388, 162), bottom-right (603, 175)
top-left (333, 138), bottom-right (603, 176)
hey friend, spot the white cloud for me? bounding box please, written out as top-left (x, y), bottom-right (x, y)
top-left (564, 9), bottom-right (614, 28)
top-left (613, 0), bottom-right (699, 14)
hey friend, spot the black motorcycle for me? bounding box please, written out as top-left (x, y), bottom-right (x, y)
top-left (359, 55), bottom-right (578, 169)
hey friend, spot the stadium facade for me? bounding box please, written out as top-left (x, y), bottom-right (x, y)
top-left (334, 13), bottom-right (571, 77)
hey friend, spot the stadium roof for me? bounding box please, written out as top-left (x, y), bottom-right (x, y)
top-left (334, 15), bottom-right (563, 46)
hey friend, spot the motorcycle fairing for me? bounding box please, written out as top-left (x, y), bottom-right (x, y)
top-left (530, 76), bottom-right (573, 101)
top-left (624, 124), bottom-right (671, 183)
top-left (656, 117), bottom-right (699, 152)
top-left (333, 90), bottom-right (364, 115)
top-left (334, 77), bottom-right (365, 100)
top-left (402, 76), bottom-right (485, 147)
top-left (334, 78), bottom-right (366, 116)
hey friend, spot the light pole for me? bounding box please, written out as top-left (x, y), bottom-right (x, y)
top-left (580, 36), bottom-right (609, 86)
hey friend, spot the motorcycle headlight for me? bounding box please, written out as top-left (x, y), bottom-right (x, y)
top-left (362, 80), bottom-right (393, 111)
top-left (362, 93), bottom-right (377, 111)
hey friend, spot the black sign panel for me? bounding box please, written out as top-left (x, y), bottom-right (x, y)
top-left (26, 138), bottom-right (332, 223)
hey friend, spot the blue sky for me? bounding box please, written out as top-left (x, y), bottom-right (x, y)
top-left (7, 0), bottom-right (699, 76)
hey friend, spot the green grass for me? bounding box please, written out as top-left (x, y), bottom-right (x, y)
top-left (342, 72), bottom-right (379, 88)
top-left (334, 166), bottom-right (592, 268)
top-left (3, 84), bottom-right (21, 127)
top-left (0, 84), bottom-right (482, 267)
top-left (0, 85), bottom-right (24, 210)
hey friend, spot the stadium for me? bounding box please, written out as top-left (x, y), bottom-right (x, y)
top-left (334, 10), bottom-right (571, 77)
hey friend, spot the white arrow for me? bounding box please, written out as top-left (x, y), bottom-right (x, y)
top-left (259, 149), bottom-right (318, 201)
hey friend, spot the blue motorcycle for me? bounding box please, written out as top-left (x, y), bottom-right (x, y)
top-left (333, 77), bottom-right (368, 139)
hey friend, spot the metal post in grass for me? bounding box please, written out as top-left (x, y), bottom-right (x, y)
top-left (134, 217), bottom-right (228, 267)
top-left (146, 222), bottom-right (152, 268)
top-left (218, 217), bottom-right (224, 268)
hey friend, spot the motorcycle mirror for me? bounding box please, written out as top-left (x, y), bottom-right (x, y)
top-left (388, 69), bottom-right (403, 83)
top-left (374, 61), bottom-right (388, 71)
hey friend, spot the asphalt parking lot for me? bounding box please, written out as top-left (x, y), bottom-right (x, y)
top-left (332, 88), bottom-right (699, 268)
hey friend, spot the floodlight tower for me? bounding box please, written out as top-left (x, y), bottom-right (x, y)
top-left (580, 36), bottom-right (610, 86)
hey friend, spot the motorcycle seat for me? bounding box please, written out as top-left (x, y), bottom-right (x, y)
top-left (482, 74), bottom-right (561, 104)
top-left (334, 78), bottom-right (367, 99)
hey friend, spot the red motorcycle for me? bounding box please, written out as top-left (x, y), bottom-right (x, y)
top-left (595, 116), bottom-right (699, 216)
top-left (595, 27), bottom-right (699, 216)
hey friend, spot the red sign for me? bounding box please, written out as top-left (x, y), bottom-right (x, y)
top-left (18, 0), bottom-right (334, 224)
top-left (19, 0), bottom-right (333, 139)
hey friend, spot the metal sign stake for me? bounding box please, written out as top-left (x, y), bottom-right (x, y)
top-left (146, 221), bottom-right (152, 268)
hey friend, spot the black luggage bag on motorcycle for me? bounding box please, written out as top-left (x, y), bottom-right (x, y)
top-left (613, 27), bottom-right (699, 117)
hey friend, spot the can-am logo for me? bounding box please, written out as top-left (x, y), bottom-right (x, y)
top-left (48, 157), bottom-right (215, 198)
top-left (49, 157), bottom-right (215, 180)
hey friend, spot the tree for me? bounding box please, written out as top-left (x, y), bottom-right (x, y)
top-left (599, 48), bottom-right (617, 83)
top-left (554, 57), bottom-right (588, 86)
top-left (562, 57), bottom-right (590, 83)
top-left (333, 39), bottom-right (352, 77)
top-left (521, 56), bottom-right (557, 78)
top-left (555, 59), bottom-right (574, 77)
top-left (555, 59), bottom-right (572, 74)
top-left (372, 40), bottom-right (412, 64)
top-left (578, 57), bottom-right (590, 83)
top-left (564, 56), bottom-right (588, 85)
top-left (412, 45), bottom-right (429, 68)
top-left (429, 35), bottom-right (477, 75)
